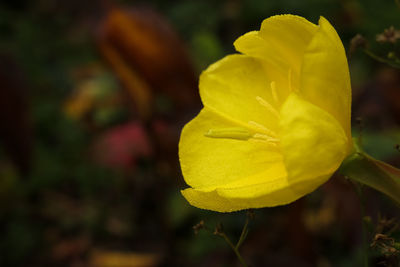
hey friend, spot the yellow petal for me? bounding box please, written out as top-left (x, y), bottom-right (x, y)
top-left (234, 15), bottom-right (317, 92)
top-left (181, 174), bottom-right (330, 212)
top-left (181, 186), bottom-right (293, 213)
top-left (199, 54), bottom-right (280, 133)
top-left (300, 16), bottom-right (352, 146)
top-left (179, 107), bottom-right (283, 190)
top-left (280, 93), bottom-right (348, 186)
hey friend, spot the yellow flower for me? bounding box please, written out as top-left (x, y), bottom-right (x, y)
top-left (179, 15), bottom-right (353, 212)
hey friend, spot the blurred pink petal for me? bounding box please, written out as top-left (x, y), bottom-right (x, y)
top-left (93, 122), bottom-right (152, 169)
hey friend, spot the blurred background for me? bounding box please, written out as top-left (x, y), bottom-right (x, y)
top-left (0, 0), bottom-right (400, 266)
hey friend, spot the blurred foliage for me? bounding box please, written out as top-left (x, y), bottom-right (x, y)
top-left (0, 0), bottom-right (400, 266)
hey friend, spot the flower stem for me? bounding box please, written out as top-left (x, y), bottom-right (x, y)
top-left (339, 140), bottom-right (400, 206)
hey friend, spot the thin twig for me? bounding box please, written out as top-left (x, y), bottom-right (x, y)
top-left (218, 232), bottom-right (249, 267)
top-left (195, 220), bottom-right (250, 267)
top-left (236, 217), bottom-right (249, 249)
top-left (363, 49), bottom-right (400, 69)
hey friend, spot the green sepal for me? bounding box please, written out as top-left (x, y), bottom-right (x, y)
top-left (338, 138), bottom-right (400, 205)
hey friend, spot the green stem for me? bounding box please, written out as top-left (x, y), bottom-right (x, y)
top-left (339, 141), bottom-right (400, 206)
top-left (219, 232), bottom-right (248, 267)
top-left (363, 49), bottom-right (400, 69)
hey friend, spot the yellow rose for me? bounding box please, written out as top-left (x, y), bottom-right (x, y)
top-left (179, 15), bottom-right (353, 212)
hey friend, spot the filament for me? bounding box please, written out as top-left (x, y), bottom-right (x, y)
top-left (255, 96), bottom-right (280, 118)
top-left (248, 121), bottom-right (277, 137)
top-left (270, 81), bottom-right (279, 104)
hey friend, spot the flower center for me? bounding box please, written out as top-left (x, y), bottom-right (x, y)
top-left (203, 73), bottom-right (297, 148)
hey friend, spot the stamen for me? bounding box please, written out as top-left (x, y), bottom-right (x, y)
top-left (253, 133), bottom-right (280, 143)
top-left (204, 128), bottom-right (252, 140)
top-left (248, 121), bottom-right (277, 138)
top-left (255, 96), bottom-right (280, 118)
top-left (250, 138), bottom-right (279, 147)
top-left (288, 68), bottom-right (293, 92)
top-left (270, 81), bottom-right (279, 104)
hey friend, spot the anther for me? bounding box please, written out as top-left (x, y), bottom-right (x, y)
top-left (204, 128), bottom-right (252, 140)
